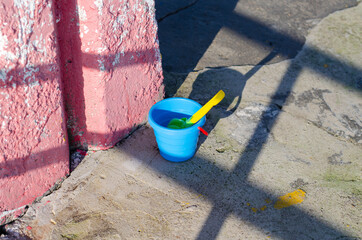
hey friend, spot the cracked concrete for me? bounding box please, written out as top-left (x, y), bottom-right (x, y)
top-left (2, 2), bottom-right (362, 240)
top-left (156, 0), bottom-right (199, 23)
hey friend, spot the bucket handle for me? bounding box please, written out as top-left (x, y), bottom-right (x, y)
top-left (198, 127), bottom-right (208, 136)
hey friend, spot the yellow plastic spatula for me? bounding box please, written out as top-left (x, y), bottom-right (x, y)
top-left (167, 90), bottom-right (225, 129)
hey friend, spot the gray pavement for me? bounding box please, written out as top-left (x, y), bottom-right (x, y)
top-left (2, 2), bottom-right (362, 240)
top-left (156, 0), bottom-right (358, 72)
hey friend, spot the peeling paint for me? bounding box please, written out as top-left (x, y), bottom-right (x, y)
top-left (0, 32), bottom-right (9, 55)
top-left (77, 5), bottom-right (87, 21)
top-left (97, 59), bottom-right (105, 72)
top-left (83, 25), bottom-right (89, 34)
top-left (94, 0), bottom-right (104, 16)
top-left (57, 0), bottom-right (163, 151)
top-left (112, 52), bottom-right (121, 66)
top-left (1, 0), bottom-right (69, 224)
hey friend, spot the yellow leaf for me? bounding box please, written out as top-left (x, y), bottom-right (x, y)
top-left (274, 189), bottom-right (306, 209)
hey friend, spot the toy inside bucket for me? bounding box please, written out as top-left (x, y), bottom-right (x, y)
top-left (148, 98), bottom-right (206, 162)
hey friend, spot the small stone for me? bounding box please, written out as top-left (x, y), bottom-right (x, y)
top-left (216, 148), bottom-right (226, 153)
top-left (216, 146), bottom-right (228, 153)
top-left (290, 178), bottom-right (308, 189)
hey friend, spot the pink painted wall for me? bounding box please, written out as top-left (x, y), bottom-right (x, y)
top-left (0, 0), bottom-right (69, 224)
top-left (0, 0), bottom-right (163, 225)
top-left (57, 0), bottom-right (163, 150)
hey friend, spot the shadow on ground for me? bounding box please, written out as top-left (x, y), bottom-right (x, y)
top-left (113, 124), bottom-right (358, 239)
top-left (156, 0), bottom-right (357, 72)
top-left (144, 0), bottom-right (361, 238)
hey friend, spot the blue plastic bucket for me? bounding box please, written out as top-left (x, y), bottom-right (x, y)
top-left (148, 98), bottom-right (206, 162)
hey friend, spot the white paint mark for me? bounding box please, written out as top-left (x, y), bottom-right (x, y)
top-left (48, 13), bottom-right (53, 24)
top-left (29, 81), bottom-right (39, 88)
top-left (112, 52), bottom-right (120, 66)
top-left (38, 5), bottom-right (43, 14)
top-left (117, 30), bottom-right (129, 47)
top-left (97, 47), bottom-right (107, 54)
top-left (23, 67), bottom-right (39, 84)
top-left (0, 69), bottom-right (9, 83)
top-left (0, 32), bottom-right (17, 64)
top-left (0, 206), bottom-right (25, 219)
top-left (25, 98), bottom-right (30, 107)
top-left (49, 64), bottom-right (57, 72)
top-left (97, 59), bottom-right (105, 71)
top-left (112, 15), bottom-right (126, 32)
top-left (84, 25), bottom-right (89, 34)
top-left (94, 0), bottom-right (103, 15)
top-left (14, 0), bottom-right (35, 19)
top-left (0, 32), bottom-right (9, 53)
top-left (77, 5), bottom-right (87, 21)
top-left (154, 39), bottom-right (162, 72)
top-left (85, 48), bottom-right (90, 52)
top-left (1, 121), bottom-right (6, 129)
top-left (13, 0), bottom-right (39, 65)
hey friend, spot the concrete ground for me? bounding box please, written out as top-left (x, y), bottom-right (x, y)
top-left (2, 2), bottom-right (362, 240)
top-left (156, 0), bottom-right (358, 72)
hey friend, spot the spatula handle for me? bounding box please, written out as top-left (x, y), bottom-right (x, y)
top-left (188, 90), bottom-right (225, 124)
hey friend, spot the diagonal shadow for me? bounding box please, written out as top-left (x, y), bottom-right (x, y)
top-left (152, 1), bottom-right (361, 239)
top-left (0, 50), bottom-right (155, 88)
top-left (116, 122), bottom-right (354, 239)
top-left (224, 11), bottom-right (362, 90)
top-left (158, 0), bottom-right (361, 92)
top-left (190, 51), bottom-right (278, 149)
top-left (195, 60), bottom-right (302, 239)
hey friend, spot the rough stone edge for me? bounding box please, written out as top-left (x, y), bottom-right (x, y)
top-left (0, 206), bottom-right (28, 226)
